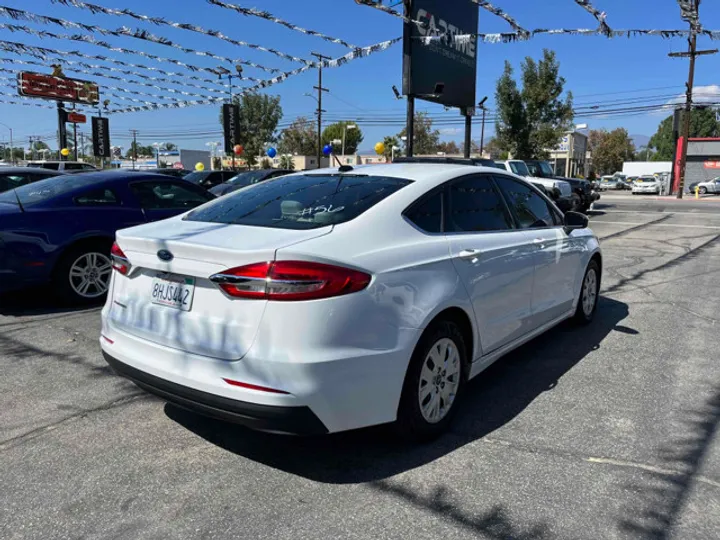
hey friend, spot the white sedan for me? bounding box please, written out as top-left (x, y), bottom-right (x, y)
top-left (101, 164), bottom-right (602, 439)
top-left (632, 176), bottom-right (660, 194)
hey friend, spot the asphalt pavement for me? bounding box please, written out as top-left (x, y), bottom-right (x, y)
top-left (2, 196), bottom-right (720, 540)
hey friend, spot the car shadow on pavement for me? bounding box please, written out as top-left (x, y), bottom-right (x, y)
top-left (167, 297), bottom-right (630, 486)
top-left (0, 287), bottom-right (101, 317)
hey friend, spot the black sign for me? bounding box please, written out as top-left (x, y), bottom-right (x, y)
top-left (91, 116), bottom-right (110, 157)
top-left (403, 0), bottom-right (479, 108)
top-left (222, 103), bottom-right (240, 154)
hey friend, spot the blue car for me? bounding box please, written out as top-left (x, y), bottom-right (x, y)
top-left (0, 171), bottom-right (214, 303)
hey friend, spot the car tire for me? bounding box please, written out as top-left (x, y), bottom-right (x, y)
top-left (53, 241), bottom-right (114, 305)
top-left (396, 319), bottom-right (468, 441)
top-left (699, 187), bottom-right (707, 195)
top-left (573, 260), bottom-right (600, 325)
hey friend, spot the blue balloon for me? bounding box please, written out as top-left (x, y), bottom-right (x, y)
top-left (267, 147), bottom-right (277, 158)
top-left (322, 144), bottom-right (332, 156)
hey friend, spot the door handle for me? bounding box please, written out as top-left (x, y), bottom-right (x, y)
top-left (459, 249), bottom-right (482, 260)
top-left (533, 238), bottom-right (545, 248)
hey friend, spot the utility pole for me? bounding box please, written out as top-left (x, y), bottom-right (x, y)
top-left (478, 97), bottom-right (489, 156)
top-left (669, 0), bottom-right (718, 198)
top-left (57, 101), bottom-right (67, 159)
top-left (463, 108), bottom-right (472, 159)
top-left (72, 103), bottom-right (78, 161)
top-left (311, 52), bottom-right (330, 169)
top-left (130, 129), bottom-right (139, 169)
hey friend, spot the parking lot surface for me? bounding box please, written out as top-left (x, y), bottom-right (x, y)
top-left (2, 197), bottom-right (719, 540)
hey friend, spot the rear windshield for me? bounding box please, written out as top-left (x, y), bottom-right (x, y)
top-left (185, 173), bottom-right (412, 230)
top-left (226, 170), bottom-right (269, 187)
top-left (183, 171), bottom-right (209, 184)
top-left (0, 174), bottom-right (100, 207)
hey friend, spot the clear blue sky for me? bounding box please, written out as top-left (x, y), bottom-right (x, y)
top-left (1, 0), bottom-right (719, 153)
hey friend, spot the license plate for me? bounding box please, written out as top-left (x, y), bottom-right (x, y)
top-left (151, 274), bottom-right (195, 311)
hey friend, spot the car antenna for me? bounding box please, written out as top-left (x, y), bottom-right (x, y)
top-left (13, 188), bottom-right (24, 212)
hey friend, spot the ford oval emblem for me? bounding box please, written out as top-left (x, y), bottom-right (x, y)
top-left (157, 249), bottom-right (174, 262)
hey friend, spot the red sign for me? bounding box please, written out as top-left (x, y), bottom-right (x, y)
top-left (18, 71), bottom-right (99, 105)
top-left (703, 161), bottom-right (720, 169)
top-left (172, 161), bottom-right (184, 170)
top-left (67, 112), bottom-right (86, 124)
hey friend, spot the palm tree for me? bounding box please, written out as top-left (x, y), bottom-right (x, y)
top-left (279, 154), bottom-right (295, 170)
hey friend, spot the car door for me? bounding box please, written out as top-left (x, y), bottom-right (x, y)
top-left (129, 180), bottom-right (214, 222)
top-left (494, 175), bottom-right (583, 328)
top-left (444, 174), bottom-right (537, 355)
top-left (713, 179), bottom-right (720, 194)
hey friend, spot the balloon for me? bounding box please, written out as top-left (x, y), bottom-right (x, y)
top-left (322, 144), bottom-right (332, 156)
top-left (374, 142), bottom-right (385, 155)
top-left (233, 144), bottom-right (244, 156)
top-left (194, 162), bottom-right (205, 171)
top-left (60, 148), bottom-right (70, 157)
top-left (267, 147), bottom-right (277, 158)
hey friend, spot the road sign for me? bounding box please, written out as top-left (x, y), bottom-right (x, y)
top-left (172, 161), bottom-right (184, 170)
top-left (18, 71), bottom-right (99, 105)
top-left (92, 116), bottom-right (110, 157)
top-left (67, 112), bottom-right (86, 124)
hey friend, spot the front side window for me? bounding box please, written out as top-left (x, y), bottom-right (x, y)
top-left (63, 163), bottom-right (84, 171)
top-left (131, 182), bottom-right (212, 210)
top-left (494, 176), bottom-right (555, 229)
top-left (508, 161), bottom-right (531, 177)
top-left (446, 176), bottom-right (513, 233)
top-left (405, 191), bottom-right (442, 233)
top-left (186, 173), bottom-right (412, 230)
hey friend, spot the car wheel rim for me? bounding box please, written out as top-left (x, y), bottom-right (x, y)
top-left (69, 252), bottom-right (112, 299)
top-left (582, 268), bottom-right (598, 317)
top-left (418, 337), bottom-right (461, 424)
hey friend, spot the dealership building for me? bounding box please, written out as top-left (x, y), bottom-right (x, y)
top-left (680, 138), bottom-right (720, 191)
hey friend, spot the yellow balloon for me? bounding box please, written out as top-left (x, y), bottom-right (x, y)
top-left (60, 148), bottom-right (70, 157)
top-left (374, 142), bottom-right (385, 155)
top-left (195, 162), bottom-right (205, 171)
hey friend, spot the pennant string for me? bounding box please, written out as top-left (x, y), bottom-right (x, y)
top-left (206, 0), bottom-right (357, 49)
top-left (470, 1), bottom-right (530, 39)
top-left (573, 1), bottom-right (611, 36)
top-left (46, 0), bottom-right (311, 65)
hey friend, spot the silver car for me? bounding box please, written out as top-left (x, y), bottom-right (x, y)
top-left (696, 178), bottom-right (720, 195)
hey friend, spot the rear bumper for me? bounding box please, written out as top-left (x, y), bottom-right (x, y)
top-left (103, 351), bottom-right (329, 435)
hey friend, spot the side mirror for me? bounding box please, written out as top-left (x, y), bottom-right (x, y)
top-left (564, 211), bottom-right (589, 231)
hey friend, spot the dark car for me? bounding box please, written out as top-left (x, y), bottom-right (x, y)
top-left (524, 160), bottom-right (599, 213)
top-left (210, 169), bottom-right (293, 197)
top-left (123, 168), bottom-right (192, 178)
top-left (0, 171), bottom-right (214, 303)
top-left (184, 170), bottom-right (238, 189)
top-left (0, 167), bottom-right (65, 194)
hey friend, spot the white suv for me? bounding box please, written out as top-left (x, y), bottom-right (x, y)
top-left (26, 161), bottom-right (98, 173)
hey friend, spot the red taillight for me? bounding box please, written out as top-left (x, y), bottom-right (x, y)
top-left (111, 242), bottom-right (131, 275)
top-left (211, 261), bottom-right (371, 301)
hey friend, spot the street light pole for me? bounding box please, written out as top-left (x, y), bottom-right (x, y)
top-left (0, 122), bottom-right (13, 164)
top-left (477, 96), bottom-right (488, 156)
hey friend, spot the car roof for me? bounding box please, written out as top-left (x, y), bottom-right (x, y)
top-left (0, 167), bottom-right (64, 175)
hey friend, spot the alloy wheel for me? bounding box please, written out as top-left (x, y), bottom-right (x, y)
top-left (582, 268), bottom-right (598, 317)
top-left (69, 252), bottom-right (112, 299)
top-left (418, 338), bottom-right (461, 424)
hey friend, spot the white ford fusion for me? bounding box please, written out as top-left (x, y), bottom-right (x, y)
top-left (101, 164), bottom-right (601, 439)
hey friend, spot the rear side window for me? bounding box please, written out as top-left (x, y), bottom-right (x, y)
top-left (64, 163), bottom-right (84, 171)
top-left (186, 174), bottom-right (412, 230)
top-left (132, 182), bottom-right (212, 209)
top-left (74, 189), bottom-right (119, 206)
top-left (447, 176), bottom-right (513, 233)
top-left (405, 192), bottom-right (442, 233)
top-left (494, 176), bottom-right (555, 229)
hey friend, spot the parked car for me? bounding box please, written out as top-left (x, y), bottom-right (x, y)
top-left (524, 160), bottom-right (598, 213)
top-left (394, 156), bottom-right (502, 168)
top-left (184, 170), bottom-right (239, 189)
top-left (0, 167), bottom-right (64, 194)
top-left (632, 175), bottom-right (661, 195)
top-left (0, 171), bottom-right (214, 303)
top-left (210, 169), bottom-right (293, 197)
top-left (495, 160), bottom-right (574, 212)
top-left (145, 168), bottom-right (192, 178)
top-left (101, 163), bottom-right (602, 439)
top-left (695, 177), bottom-right (720, 195)
top-left (26, 160), bottom-right (98, 173)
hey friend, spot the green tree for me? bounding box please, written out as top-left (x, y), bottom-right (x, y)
top-left (437, 140), bottom-right (461, 154)
top-left (495, 49), bottom-right (573, 159)
top-left (278, 117), bottom-right (317, 156)
top-left (648, 108), bottom-right (720, 161)
top-left (279, 154), bottom-right (295, 170)
top-left (321, 121), bottom-right (364, 155)
top-left (220, 92), bottom-right (283, 160)
top-left (32, 140), bottom-right (50, 151)
top-left (164, 142), bottom-right (177, 151)
top-left (591, 128), bottom-right (636, 175)
top-left (397, 112), bottom-right (441, 155)
top-left (382, 136), bottom-right (401, 160)
top-left (125, 142), bottom-right (154, 158)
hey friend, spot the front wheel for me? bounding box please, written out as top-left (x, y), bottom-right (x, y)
top-left (574, 260), bottom-right (600, 325)
top-left (396, 319), bottom-right (468, 441)
top-left (699, 186), bottom-right (708, 195)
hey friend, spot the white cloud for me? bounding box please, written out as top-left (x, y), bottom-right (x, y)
top-left (659, 85), bottom-right (720, 113)
top-left (438, 127), bottom-right (463, 136)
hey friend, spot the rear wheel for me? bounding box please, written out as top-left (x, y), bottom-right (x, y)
top-left (54, 242), bottom-right (113, 304)
top-left (574, 260), bottom-right (600, 324)
top-left (396, 319), bottom-right (467, 441)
